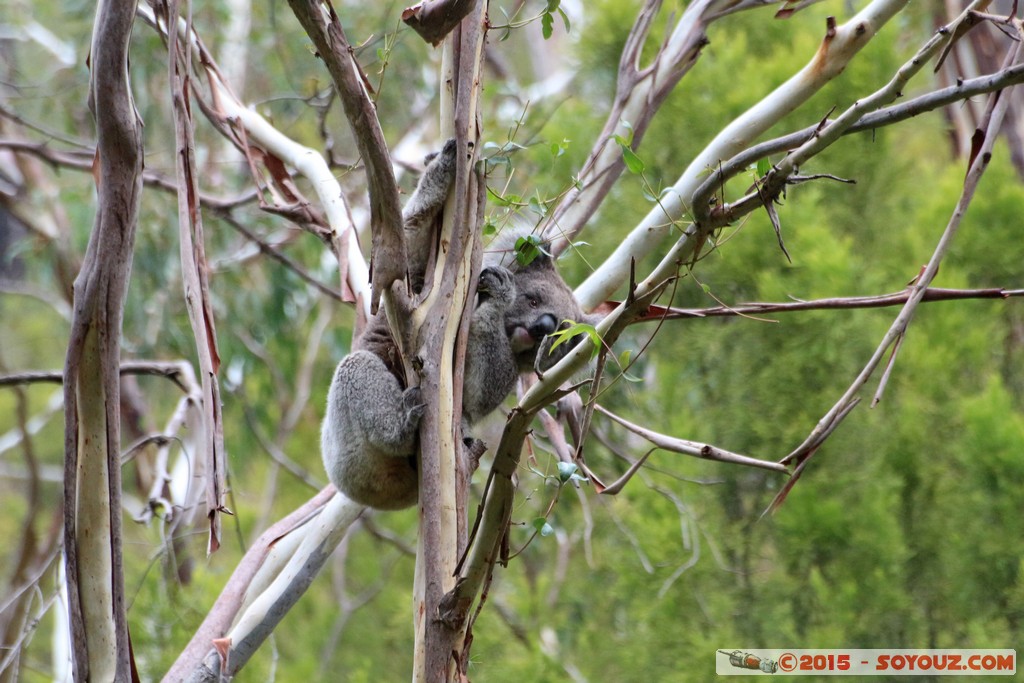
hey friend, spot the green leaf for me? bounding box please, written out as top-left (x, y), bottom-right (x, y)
top-left (621, 144), bottom-right (645, 175)
top-left (487, 186), bottom-right (512, 207)
top-left (757, 157), bottom-right (771, 176)
top-left (482, 220), bottom-right (497, 236)
top-left (615, 125), bottom-right (643, 173)
top-left (557, 462), bottom-right (578, 483)
top-left (497, 6), bottom-right (513, 41)
top-left (557, 7), bottom-right (571, 33)
top-left (550, 137), bottom-right (570, 158)
top-left (527, 195), bottom-right (546, 217)
top-left (514, 234), bottom-right (545, 266)
top-left (619, 120), bottom-right (635, 144)
top-left (541, 11), bottom-right (554, 39)
top-left (546, 321), bottom-right (602, 360)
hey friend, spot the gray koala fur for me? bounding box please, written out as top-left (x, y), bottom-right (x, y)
top-left (322, 140), bottom-right (591, 510)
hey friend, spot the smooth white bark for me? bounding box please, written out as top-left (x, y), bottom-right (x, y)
top-left (575, 0), bottom-right (911, 309)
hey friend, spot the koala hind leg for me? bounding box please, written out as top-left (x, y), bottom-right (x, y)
top-left (322, 351), bottom-right (424, 509)
top-left (402, 139), bottom-right (458, 291)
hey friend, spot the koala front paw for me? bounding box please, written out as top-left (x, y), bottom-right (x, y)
top-left (477, 266), bottom-right (515, 308)
top-left (423, 138), bottom-right (458, 170)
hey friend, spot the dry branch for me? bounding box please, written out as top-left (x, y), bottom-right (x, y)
top-left (0, 137), bottom-right (259, 209)
top-left (698, 1), bottom-right (992, 229)
top-left (630, 286), bottom-right (1023, 322)
top-left (689, 59), bottom-right (1024, 220)
top-left (545, 0), bottom-right (775, 255)
top-left (137, 2), bottom-right (369, 314)
top-left (772, 18), bottom-right (1024, 507)
top-left (595, 405), bottom-right (791, 475)
top-left (0, 136), bottom-right (343, 300)
top-left (286, 0), bottom-right (405, 315)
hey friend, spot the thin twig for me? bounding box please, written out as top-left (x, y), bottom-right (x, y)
top-left (627, 286), bottom-right (1023, 323)
top-left (213, 212), bottom-right (345, 301)
top-left (780, 26), bottom-right (1023, 471)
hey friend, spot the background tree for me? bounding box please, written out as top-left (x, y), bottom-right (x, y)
top-left (1, 0), bottom-right (1023, 681)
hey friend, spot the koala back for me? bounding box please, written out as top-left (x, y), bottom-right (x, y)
top-left (321, 141), bottom-right (597, 512)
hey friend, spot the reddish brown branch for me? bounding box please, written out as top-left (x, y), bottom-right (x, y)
top-left (625, 286), bottom-right (1023, 323)
top-left (0, 361), bottom-right (195, 391)
top-left (0, 137), bottom-right (340, 300)
top-left (164, 0), bottom-right (228, 554)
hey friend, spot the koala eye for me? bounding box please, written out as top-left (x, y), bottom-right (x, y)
top-left (524, 291), bottom-right (542, 308)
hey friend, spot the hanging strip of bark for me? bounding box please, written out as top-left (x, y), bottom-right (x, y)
top-left (164, 0), bottom-right (228, 554)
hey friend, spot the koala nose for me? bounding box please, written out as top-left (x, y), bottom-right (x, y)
top-left (528, 314), bottom-right (558, 341)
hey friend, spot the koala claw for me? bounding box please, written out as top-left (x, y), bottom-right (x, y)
top-left (464, 437), bottom-right (487, 474)
top-left (403, 386), bottom-right (426, 422)
top-left (423, 138), bottom-right (458, 165)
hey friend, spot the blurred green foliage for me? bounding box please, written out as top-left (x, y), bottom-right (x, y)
top-left (1, 0), bottom-right (1022, 681)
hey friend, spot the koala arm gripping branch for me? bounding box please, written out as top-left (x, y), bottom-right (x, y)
top-left (462, 266), bottom-right (520, 425)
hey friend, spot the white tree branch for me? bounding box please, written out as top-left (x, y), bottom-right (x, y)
top-left (575, 0), bottom-right (911, 310)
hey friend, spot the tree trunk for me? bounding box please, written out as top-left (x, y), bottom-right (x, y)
top-left (412, 3), bottom-right (488, 681)
top-left (62, 0), bottom-right (144, 679)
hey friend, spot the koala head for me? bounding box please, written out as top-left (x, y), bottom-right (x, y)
top-left (484, 231), bottom-right (592, 373)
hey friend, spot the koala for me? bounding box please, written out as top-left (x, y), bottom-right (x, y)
top-left (322, 140), bottom-right (591, 510)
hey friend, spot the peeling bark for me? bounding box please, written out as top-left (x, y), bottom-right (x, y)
top-left (62, 0), bottom-right (144, 679)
